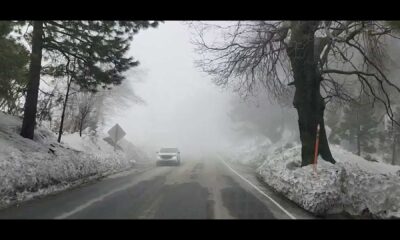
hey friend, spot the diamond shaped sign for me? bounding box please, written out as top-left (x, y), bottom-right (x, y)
top-left (107, 124), bottom-right (126, 143)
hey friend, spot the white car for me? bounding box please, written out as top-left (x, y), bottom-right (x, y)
top-left (156, 148), bottom-right (181, 166)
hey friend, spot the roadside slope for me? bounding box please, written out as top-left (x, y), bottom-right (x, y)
top-left (0, 112), bottom-right (136, 209)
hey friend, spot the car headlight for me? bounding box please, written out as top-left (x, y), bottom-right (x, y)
top-left (171, 156), bottom-right (177, 160)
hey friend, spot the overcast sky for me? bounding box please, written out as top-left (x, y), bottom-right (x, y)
top-left (105, 21), bottom-right (237, 156)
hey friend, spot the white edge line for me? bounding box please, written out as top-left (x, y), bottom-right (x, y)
top-left (54, 167), bottom-right (155, 219)
top-left (220, 157), bottom-right (296, 220)
top-left (54, 182), bottom-right (135, 219)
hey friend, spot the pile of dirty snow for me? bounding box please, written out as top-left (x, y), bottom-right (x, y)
top-left (0, 112), bottom-right (136, 208)
top-left (255, 143), bottom-right (400, 218)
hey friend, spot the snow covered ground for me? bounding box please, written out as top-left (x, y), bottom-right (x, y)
top-left (229, 138), bottom-right (400, 218)
top-left (0, 112), bottom-right (140, 209)
top-left (227, 129), bottom-right (299, 167)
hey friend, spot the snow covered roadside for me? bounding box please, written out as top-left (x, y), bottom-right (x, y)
top-left (227, 138), bottom-right (272, 167)
top-left (227, 130), bottom-right (299, 168)
top-left (0, 112), bottom-right (137, 209)
top-left (251, 143), bottom-right (400, 218)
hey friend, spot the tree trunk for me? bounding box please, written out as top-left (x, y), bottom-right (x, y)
top-left (57, 79), bottom-right (72, 143)
top-left (287, 21), bottom-right (335, 166)
top-left (356, 111), bottom-right (361, 156)
top-left (357, 127), bottom-right (361, 156)
top-left (79, 120), bottom-right (83, 137)
top-left (393, 134), bottom-right (397, 165)
top-left (318, 111), bottom-right (335, 162)
top-left (20, 21), bottom-right (44, 139)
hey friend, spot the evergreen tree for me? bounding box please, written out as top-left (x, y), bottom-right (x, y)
top-left (19, 21), bottom-right (160, 139)
top-left (337, 99), bottom-right (379, 157)
top-left (0, 21), bottom-right (29, 114)
top-left (385, 106), bottom-right (400, 165)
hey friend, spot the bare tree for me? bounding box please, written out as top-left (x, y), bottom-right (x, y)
top-left (37, 88), bottom-right (55, 127)
top-left (56, 57), bottom-right (78, 143)
top-left (192, 21), bottom-right (400, 166)
top-left (76, 91), bottom-right (96, 137)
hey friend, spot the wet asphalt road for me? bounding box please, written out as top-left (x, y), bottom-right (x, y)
top-left (0, 156), bottom-right (315, 219)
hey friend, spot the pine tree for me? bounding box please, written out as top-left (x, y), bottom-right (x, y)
top-left (18, 21), bottom-right (159, 139)
top-left (0, 21), bottom-right (29, 114)
top-left (337, 99), bottom-right (379, 157)
top-left (385, 106), bottom-right (400, 165)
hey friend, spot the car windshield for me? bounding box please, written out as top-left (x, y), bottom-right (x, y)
top-left (160, 148), bottom-right (178, 153)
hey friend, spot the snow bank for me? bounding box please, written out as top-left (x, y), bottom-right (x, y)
top-left (62, 131), bottom-right (136, 163)
top-left (227, 137), bottom-right (272, 167)
top-left (227, 129), bottom-right (298, 167)
top-left (0, 112), bottom-right (136, 208)
top-left (246, 140), bottom-right (400, 218)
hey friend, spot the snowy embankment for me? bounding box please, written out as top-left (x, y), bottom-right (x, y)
top-left (0, 112), bottom-right (137, 209)
top-left (229, 138), bottom-right (400, 218)
top-left (228, 130), bottom-right (298, 168)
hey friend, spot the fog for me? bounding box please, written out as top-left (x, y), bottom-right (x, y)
top-left (102, 21), bottom-right (300, 159)
top-left (104, 21), bottom-right (237, 157)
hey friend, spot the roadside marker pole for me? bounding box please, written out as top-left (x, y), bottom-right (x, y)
top-left (114, 126), bottom-right (118, 152)
top-left (313, 124), bottom-right (320, 174)
top-left (107, 123), bottom-right (126, 152)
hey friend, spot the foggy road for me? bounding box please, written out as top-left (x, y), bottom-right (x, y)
top-left (0, 156), bottom-right (315, 219)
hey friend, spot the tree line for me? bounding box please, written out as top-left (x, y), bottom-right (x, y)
top-left (0, 21), bottom-right (158, 142)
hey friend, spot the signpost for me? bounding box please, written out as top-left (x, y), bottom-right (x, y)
top-left (313, 124), bottom-right (320, 174)
top-left (107, 124), bottom-right (126, 151)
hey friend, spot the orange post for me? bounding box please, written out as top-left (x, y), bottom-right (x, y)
top-left (313, 124), bottom-right (320, 173)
